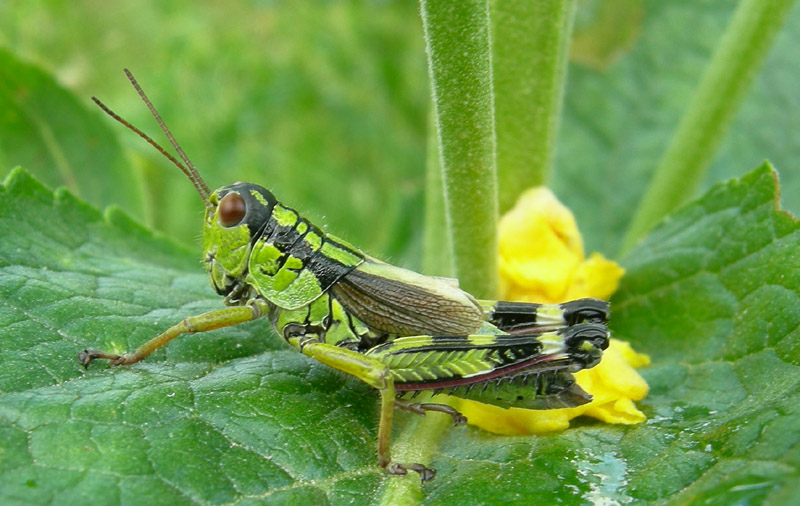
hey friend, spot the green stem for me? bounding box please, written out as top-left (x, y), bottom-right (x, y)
top-left (377, 412), bottom-right (452, 506)
top-left (420, 0), bottom-right (498, 299)
top-left (423, 110), bottom-right (453, 277)
top-left (621, 0), bottom-right (797, 254)
top-left (410, 3), bottom-right (497, 500)
top-left (493, 0), bottom-right (577, 213)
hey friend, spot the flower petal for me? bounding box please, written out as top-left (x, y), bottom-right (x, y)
top-left (564, 252), bottom-right (626, 302)
top-left (499, 188), bottom-right (585, 302)
top-left (498, 188), bottom-right (624, 304)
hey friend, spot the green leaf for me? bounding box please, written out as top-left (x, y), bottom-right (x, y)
top-left (621, 0), bottom-right (797, 252)
top-left (612, 163), bottom-right (800, 502)
top-left (0, 169), bottom-right (381, 504)
top-left (0, 49), bottom-right (143, 219)
top-left (3, 161), bottom-right (797, 504)
top-left (570, 0), bottom-right (644, 69)
top-left (0, 2), bottom-right (429, 260)
top-left (615, 163), bottom-right (800, 502)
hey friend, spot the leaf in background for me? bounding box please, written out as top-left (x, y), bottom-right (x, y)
top-left (422, 163), bottom-right (800, 504)
top-left (555, 0), bottom-right (800, 255)
top-left (0, 49), bottom-right (143, 218)
top-left (3, 1), bottom-right (799, 263)
top-left (620, 0), bottom-right (796, 252)
top-left (0, 1), bottom-right (429, 260)
top-left (570, 0), bottom-right (644, 70)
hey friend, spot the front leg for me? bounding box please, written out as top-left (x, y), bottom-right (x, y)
top-left (284, 328), bottom-right (436, 481)
top-left (80, 299), bottom-right (269, 367)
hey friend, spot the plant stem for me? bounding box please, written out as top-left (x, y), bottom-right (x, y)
top-left (493, 0), bottom-right (577, 213)
top-left (621, 0), bottom-right (797, 254)
top-left (420, 0), bottom-right (498, 299)
top-left (377, 412), bottom-right (452, 506)
top-left (423, 111), bottom-right (453, 277)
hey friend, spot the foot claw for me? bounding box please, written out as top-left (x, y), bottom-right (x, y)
top-left (385, 461), bottom-right (436, 481)
top-left (78, 350), bottom-right (92, 368)
top-left (78, 349), bottom-right (124, 368)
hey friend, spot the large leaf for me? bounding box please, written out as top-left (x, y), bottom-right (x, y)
top-left (0, 168), bottom-right (381, 504)
top-left (2, 162), bottom-right (798, 504)
top-left (611, 163), bottom-right (800, 503)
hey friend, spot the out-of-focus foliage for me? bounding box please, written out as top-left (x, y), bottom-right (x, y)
top-left (0, 0), bottom-right (429, 263)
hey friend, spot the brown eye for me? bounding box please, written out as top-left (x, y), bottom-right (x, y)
top-left (218, 192), bottom-right (246, 227)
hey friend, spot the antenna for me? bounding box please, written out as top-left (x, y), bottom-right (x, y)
top-left (91, 69), bottom-right (211, 203)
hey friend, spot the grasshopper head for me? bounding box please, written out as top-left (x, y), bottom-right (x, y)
top-left (203, 182), bottom-right (278, 296)
top-left (92, 71), bottom-right (279, 299)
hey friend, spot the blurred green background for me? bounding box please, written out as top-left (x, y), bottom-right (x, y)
top-left (0, 1), bottom-right (429, 266)
top-left (2, 0), bottom-right (799, 265)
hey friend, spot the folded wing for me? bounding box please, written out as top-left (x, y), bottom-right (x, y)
top-left (365, 323), bottom-right (609, 410)
top-left (331, 259), bottom-right (485, 336)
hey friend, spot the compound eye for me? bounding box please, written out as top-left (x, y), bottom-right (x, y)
top-left (218, 192), bottom-right (246, 227)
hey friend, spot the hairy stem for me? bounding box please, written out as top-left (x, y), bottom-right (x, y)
top-left (493, 0), bottom-right (577, 213)
top-left (420, 0), bottom-right (498, 299)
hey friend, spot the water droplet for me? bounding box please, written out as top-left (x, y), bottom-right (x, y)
top-left (574, 450), bottom-right (633, 505)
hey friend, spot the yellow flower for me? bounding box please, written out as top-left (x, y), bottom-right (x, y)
top-left (441, 187), bottom-right (649, 435)
top-left (499, 187), bottom-right (624, 302)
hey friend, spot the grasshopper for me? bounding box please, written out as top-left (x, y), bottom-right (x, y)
top-left (80, 70), bottom-right (611, 481)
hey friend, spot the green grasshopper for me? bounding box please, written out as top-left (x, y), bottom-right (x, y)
top-left (80, 70), bottom-right (611, 481)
